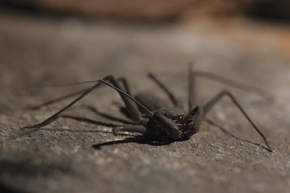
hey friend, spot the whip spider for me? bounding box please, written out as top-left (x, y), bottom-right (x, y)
top-left (22, 65), bottom-right (274, 152)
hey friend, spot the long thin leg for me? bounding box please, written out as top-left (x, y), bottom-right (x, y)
top-left (203, 90), bottom-right (274, 152)
top-left (194, 71), bottom-right (274, 100)
top-left (23, 81), bottom-right (104, 129)
top-left (23, 76), bottom-right (145, 129)
top-left (28, 78), bottom-right (130, 110)
top-left (27, 88), bottom-right (88, 110)
top-left (188, 63), bottom-right (195, 112)
top-left (107, 77), bottom-right (142, 121)
top-left (148, 73), bottom-right (179, 107)
top-left (83, 105), bottom-right (134, 125)
top-left (118, 78), bottom-right (132, 96)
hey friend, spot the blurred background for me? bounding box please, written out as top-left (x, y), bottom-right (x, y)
top-left (1, 0), bottom-right (290, 101)
top-left (2, 0), bottom-right (290, 21)
top-left (0, 0), bottom-right (289, 86)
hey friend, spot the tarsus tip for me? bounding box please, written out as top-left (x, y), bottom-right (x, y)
top-left (21, 124), bottom-right (35, 130)
top-left (268, 147), bottom-right (275, 152)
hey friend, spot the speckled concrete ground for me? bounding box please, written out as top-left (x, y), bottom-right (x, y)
top-left (0, 9), bottom-right (290, 193)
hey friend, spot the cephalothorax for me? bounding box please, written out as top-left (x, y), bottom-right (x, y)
top-left (23, 65), bottom-right (274, 152)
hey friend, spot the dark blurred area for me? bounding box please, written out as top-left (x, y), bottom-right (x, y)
top-left (1, 0), bottom-right (290, 22)
top-left (247, 0), bottom-right (290, 23)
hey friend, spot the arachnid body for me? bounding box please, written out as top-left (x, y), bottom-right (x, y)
top-left (23, 65), bottom-right (274, 152)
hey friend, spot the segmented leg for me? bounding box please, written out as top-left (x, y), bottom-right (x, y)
top-left (148, 73), bottom-right (179, 107)
top-left (193, 71), bottom-right (274, 100)
top-left (23, 76), bottom-right (143, 129)
top-left (188, 63), bottom-right (196, 112)
top-left (202, 90), bottom-right (274, 152)
top-left (27, 88), bottom-right (88, 110)
top-left (118, 78), bottom-right (132, 96)
top-left (27, 77), bottom-right (129, 110)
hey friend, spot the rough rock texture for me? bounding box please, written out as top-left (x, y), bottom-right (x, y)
top-left (0, 10), bottom-right (290, 193)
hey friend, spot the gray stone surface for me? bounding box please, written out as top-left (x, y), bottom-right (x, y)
top-left (0, 10), bottom-right (290, 193)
